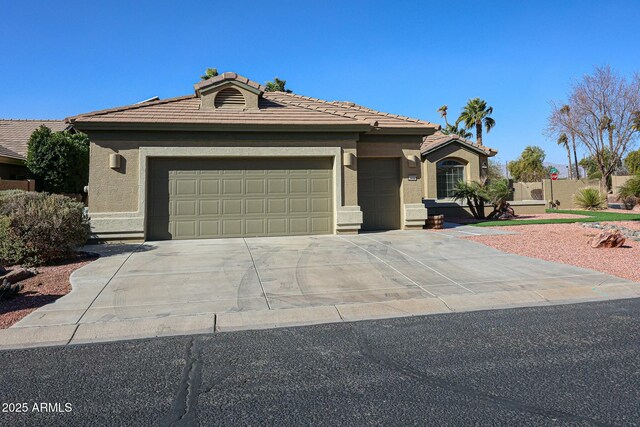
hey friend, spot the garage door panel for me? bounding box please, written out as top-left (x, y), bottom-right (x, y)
top-left (222, 179), bottom-right (242, 195)
top-left (245, 199), bottom-right (265, 214)
top-left (147, 157), bottom-right (333, 240)
top-left (245, 179), bottom-right (265, 194)
top-left (268, 179), bottom-right (287, 194)
top-left (200, 180), bottom-right (220, 195)
top-left (289, 198), bottom-right (308, 213)
top-left (222, 199), bottom-right (242, 215)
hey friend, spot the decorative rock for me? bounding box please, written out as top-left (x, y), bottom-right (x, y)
top-left (590, 230), bottom-right (626, 248)
top-left (0, 278), bottom-right (23, 300)
top-left (0, 267), bottom-right (36, 284)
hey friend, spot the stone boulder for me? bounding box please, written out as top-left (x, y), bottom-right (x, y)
top-left (590, 230), bottom-right (626, 248)
top-left (0, 267), bottom-right (37, 284)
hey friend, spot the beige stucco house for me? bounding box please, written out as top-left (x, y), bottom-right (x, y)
top-left (68, 73), bottom-right (496, 240)
top-left (0, 119), bottom-right (69, 180)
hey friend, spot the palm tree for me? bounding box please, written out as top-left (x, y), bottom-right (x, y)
top-left (437, 105), bottom-right (449, 126)
top-left (456, 98), bottom-right (495, 146)
top-left (560, 105), bottom-right (581, 178)
top-left (200, 68), bottom-right (219, 80)
top-left (557, 133), bottom-right (573, 179)
top-left (441, 124), bottom-right (473, 139)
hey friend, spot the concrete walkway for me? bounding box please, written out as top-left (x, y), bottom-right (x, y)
top-left (2, 230), bottom-right (639, 350)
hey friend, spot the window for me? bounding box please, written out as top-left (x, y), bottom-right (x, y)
top-left (436, 159), bottom-right (465, 199)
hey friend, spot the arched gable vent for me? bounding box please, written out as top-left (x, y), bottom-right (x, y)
top-left (214, 88), bottom-right (245, 109)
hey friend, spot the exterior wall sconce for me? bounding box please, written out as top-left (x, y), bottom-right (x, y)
top-left (109, 153), bottom-right (122, 169)
top-left (343, 152), bottom-right (356, 167)
top-left (406, 155), bottom-right (420, 168)
top-left (482, 161), bottom-right (488, 169)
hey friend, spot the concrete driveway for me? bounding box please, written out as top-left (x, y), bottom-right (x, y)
top-left (6, 229), bottom-right (640, 348)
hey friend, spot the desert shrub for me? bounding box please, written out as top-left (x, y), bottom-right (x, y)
top-left (617, 175), bottom-right (640, 209)
top-left (0, 191), bottom-right (90, 266)
top-left (482, 179), bottom-right (514, 219)
top-left (0, 189), bottom-right (25, 203)
top-left (451, 181), bottom-right (486, 219)
top-left (574, 187), bottom-right (607, 210)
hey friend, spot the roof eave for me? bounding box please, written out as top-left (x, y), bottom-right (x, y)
top-left (368, 126), bottom-right (439, 136)
top-left (421, 140), bottom-right (497, 157)
top-left (70, 121), bottom-right (373, 133)
top-left (0, 155), bottom-right (26, 165)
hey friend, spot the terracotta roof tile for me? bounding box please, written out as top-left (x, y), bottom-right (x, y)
top-left (0, 119), bottom-right (69, 160)
top-left (69, 75), bottom-right (439, 133)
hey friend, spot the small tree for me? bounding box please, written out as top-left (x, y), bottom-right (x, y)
top-left (507, 146), bottom-right (548, 182)
top-left (26, 126), bottom-right (89, 194)
top-left (481, 179), bottom-right (513, 219)
top-left (200, 68), bottom-right (219, 80)
top-left (265, 77), bottom-right (292, 93)
top-left (625, 149), bottom-right (640, 175)
top-left (451, 181), bottom-right (486, 219)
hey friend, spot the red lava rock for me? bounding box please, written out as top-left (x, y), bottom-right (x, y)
top-left (590, 230), bottom-right (626, 248)
top-left (463, 221), bottom-right (640, 283)
top-left (0, 258), bottom-right (96, 329)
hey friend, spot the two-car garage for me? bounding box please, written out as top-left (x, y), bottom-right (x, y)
top-left (146, 157), bottom-right (334, 240)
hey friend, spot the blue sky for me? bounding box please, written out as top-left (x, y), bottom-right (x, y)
top-left (1, 0), bottom-right (639, 164)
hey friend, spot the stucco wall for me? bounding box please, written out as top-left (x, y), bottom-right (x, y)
top-left (512, 181), bottom-right (543, 201)
top-left (87, 130), bottom-right (361, 215)
top-left (612, 175), bottom-right (633, 193)
top-left (0, 178), bottom-right (35, 191)
top-left (87, 130), bottom-right (434, 237)
top-left (542, 178), bottom-right (601, 209)
top-left (422, 143), bottom-right (487, 199)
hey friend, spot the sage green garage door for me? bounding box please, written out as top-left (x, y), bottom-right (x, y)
top-left (358, 158), bottom-right (401, 231)
top-left (147, 158), bottom-right (334, 240)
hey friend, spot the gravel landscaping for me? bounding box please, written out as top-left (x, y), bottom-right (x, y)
top-left (0, 257), bottom-right (96, 329)
top-left (465, 222), bottom-right (640, 282)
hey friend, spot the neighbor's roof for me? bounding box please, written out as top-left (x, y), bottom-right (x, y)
top-left (0, 119), bottom-right (69, 161)
top-left (68, 73), bottom-right (439, 133)
top-left (421, 131), bottom-right (497, 157)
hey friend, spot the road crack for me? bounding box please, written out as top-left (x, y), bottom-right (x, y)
top-left (161, 337), bottom-right (203, 426)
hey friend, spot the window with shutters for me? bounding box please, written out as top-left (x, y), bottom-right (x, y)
top-left (214, 88), bottom-right (246, 109)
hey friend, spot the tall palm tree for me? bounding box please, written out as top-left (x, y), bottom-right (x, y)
top-left (560, 105), bottom-right (580, 178)
top-left (456, 98), bottom-right (495, 146)
top-left (557, 133), bottom-right (573, 179)
top-left (437, 105), bottom-right (449, 126)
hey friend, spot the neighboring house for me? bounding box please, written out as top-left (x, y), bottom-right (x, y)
top-left (0, 119), bottom-right (70, 179)
top-left (68, 72), bottom-right (496, 241)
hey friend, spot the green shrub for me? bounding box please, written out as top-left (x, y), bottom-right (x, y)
top-left (617, 175), bottom-right (640, 209)
top-left (0, 192), bottom-right (90, 266)
top-left (574, 187), bottom-right (607, 210)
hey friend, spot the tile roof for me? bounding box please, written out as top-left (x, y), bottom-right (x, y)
top-left (0, 119), bottom-right (69, 161)
top-left (421, 131), bottom-right (497, 157)
top-left (69, 74), bottom-right (439, 133)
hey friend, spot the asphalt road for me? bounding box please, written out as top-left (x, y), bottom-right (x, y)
top-left (1, 299), bottom-right (639, 427)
